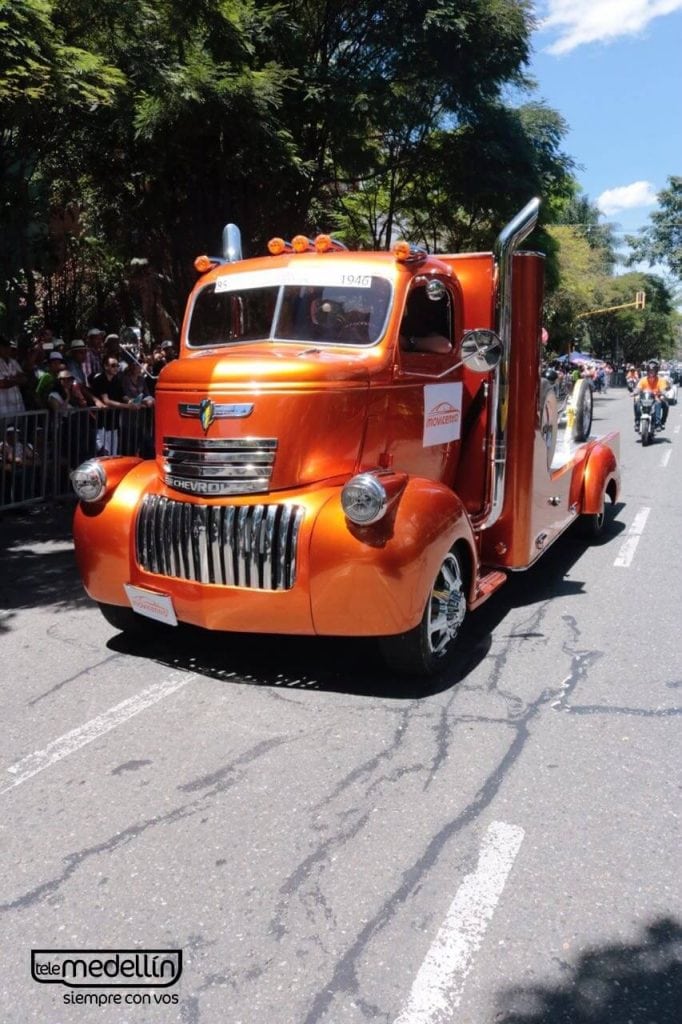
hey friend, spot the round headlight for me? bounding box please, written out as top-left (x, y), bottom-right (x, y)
top-left (71, 460), bottom-right (107, 502)
top-left (341, 473), bottom-right (388, 525)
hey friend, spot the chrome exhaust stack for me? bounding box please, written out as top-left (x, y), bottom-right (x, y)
top-left (222, 223), bottom-right (243, 263)
top-left (482, 197), bottom-right (541, 530)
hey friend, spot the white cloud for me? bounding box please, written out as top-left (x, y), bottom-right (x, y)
top-left (540, 0), bottom-right (682, 54)
top-left (597, 181), bottom-right (658, 215)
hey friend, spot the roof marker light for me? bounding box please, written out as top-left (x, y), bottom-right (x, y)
top-left (194, 255), bottom-right (218, 274)
top-left (292, 235), bottom-right (314, 253)
top-left (314, 234), bottom-right (348, 253)
top-left (393, 240), bottom-right (427, 264)
top-left (267, 237), bottom-right (291, 256)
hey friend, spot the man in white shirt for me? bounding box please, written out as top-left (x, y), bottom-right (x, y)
top-left (0, 337), bottom-right (26, 417)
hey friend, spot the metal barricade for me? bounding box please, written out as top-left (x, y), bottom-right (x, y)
top-left (0, 410), bottom-right (50, 510)
top-left (0, 406), bottom-right (156, 510)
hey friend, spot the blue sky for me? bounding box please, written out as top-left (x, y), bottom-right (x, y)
top-left (529, 0), bottom-right (682, 272)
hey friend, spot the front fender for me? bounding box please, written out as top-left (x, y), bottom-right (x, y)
top-left (309, 478), bottom-right (477, 636)
top-left (74, 459), bottom-right (158, 605)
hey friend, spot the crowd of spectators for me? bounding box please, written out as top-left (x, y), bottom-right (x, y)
top-left (1, 326), bottom-right (177, 420)
top-left (1, 325), bottom-right (177, 503)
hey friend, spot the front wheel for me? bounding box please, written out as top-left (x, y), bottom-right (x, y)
top-left (640, 417), bottom-right (651, 445)
top-left (379, 548), bottom-right (467, 676)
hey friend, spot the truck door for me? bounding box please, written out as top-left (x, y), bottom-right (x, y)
top-left (388, 277), bottom-right (463, 484)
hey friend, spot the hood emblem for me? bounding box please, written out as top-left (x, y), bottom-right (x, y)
top-left (179, 401), bottom-right (254, 434)
top-left (200, 399), bottom-right (215, 433)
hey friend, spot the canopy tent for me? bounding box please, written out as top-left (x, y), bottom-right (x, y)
top-left (556, 352), bottom-right (605, 366)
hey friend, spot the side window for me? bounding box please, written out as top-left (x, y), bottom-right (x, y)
top-left (399, 282), bottom-right (454, 356)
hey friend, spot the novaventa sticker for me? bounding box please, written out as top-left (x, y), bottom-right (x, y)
top-left (31, 949), bottom-right (182, 988)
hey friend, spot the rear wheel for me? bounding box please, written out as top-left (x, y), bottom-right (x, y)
top-left (578, 502), bottom-right (609, 540)
top-left (379, 548), bottom-right (467, 676)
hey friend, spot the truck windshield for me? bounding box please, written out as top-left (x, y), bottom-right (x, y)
top-left (187, 276), bottom-right (392, 348)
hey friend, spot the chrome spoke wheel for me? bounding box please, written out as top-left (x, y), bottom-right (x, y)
top-left (426, 553), bottom-right (466, 658)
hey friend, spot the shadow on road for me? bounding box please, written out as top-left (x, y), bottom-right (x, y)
top-left (105, 506), bottom-right (627, 700)
top-left (496, 917), bottom-right (682, 1024)
top-left (0, 501), bottom-right (90, 621)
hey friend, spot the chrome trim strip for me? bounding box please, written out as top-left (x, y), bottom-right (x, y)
top-left (288, 507), bottom-right (304, 588)
top-left (182, 502), bottom-right (195, 581)
top-left (179, 403), bottom-right (254, 419)
top-left (164, 476), bottom-right (271, 496)
top-left (163, 450), bottom-right (275, 465)
top-left (163, 464), bottom-right (272, 479)
top-left (195, 505), bottom-right (210, 583)
top-left (223, 505), bottom-right (235, 586)
top-left (237, 506), bottom-right (249, 586)
top-left (156, 497), bottom-right (168, 576)
top-left (147, 495), bottom-right (159, 574)
top-left (164, 437), bottom-right (277, 451)
top-left (209, 505), bottom-right (223, 585)
top-left (263, 505), bottom-right (277, 590)
top-left (277, 505), bottom-right (292, 591)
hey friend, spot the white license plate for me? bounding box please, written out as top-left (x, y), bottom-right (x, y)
top-left (124, 584), bottom-right (178, 626)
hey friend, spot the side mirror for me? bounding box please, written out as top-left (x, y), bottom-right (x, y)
top-left (461, 329), bottom-right (503, 373)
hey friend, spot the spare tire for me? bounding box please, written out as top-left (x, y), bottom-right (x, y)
top-left (571, 379), bottom-right (593, 442)
top-left (539, 379), bottom-right (559, 468)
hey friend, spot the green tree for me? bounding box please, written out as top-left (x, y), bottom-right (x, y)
top-left (542, 224), bottom-right (607, 353)
top-left (586, 272), bottom-right (677, 365)
top-left (626, 176), bottom-right (682, 281)
top-left (0, 0), bottom-right (124, 335)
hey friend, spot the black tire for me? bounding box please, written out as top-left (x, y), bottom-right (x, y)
top-left (640, 418), bottom-right (651, 446)
top-left (379, 548), bottom-right (467, 676)
top-left (577, 503), bottom-right (609, 540)
top-left (571, 379), bottom-right (593, 442)
top-left (97, 602), bottom-right (148, 635)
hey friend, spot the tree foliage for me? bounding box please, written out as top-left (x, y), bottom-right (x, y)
top-left (2, 0), bottom-right (667, 351)
top-left (626, 176), bottom-right (682, 282)
top-left (586, 272), bottom-right (677, 365)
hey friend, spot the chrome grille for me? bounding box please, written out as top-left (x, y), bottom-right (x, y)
top-left (136, 495), bottom-right (304, 590)
top-left (163, 436), bottom-right (277, 497)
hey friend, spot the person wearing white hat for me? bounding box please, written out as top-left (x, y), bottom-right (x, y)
top-left (66, 339), bottom-right (94, 397)
top-left (0, 336), bottom-right (26, 416)
top-left (35, 352), bottom-right (66, 407)
top-left (84, 328), bottom-right (105, 383)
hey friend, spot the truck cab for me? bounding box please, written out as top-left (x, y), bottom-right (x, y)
top-left (71, 201), bottom-right (620, 676)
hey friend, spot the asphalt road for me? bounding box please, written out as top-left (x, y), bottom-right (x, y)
top-left (1, 386), bottom-right (681, 1024)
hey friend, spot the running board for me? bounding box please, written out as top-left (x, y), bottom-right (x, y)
top-left (470, 569), bottom-right (507, 609)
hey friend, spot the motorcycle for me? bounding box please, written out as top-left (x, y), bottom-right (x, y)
top-left (638, 389), bottom-right (659, 446)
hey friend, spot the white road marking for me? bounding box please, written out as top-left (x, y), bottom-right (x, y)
top-left (674, 425), bottom-right (681, 435)
top-left (613, 506), bottom-right (651, 568)
top-left (393, 821), bottom-right (525, 1024)
top-left (2, 673), bottom-right (197, 794)
top-left (660, 450), bottom-right (672, 468)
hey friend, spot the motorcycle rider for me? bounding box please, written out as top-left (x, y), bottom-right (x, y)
top-left (634, 360), bottom-right (668, 431)
top-left (626, 364), bottom-right (639, 391)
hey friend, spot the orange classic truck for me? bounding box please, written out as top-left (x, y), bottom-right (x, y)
top-left (71, 198), bottom-right (620, 675)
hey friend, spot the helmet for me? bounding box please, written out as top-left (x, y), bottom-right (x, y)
top-left (646, 359), bottom-right (659, 374)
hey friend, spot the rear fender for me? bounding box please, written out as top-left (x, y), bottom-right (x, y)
top-left (581, 435), bottom-right (620, 514)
